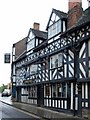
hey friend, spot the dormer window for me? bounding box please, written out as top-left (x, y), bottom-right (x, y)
top-left (48, 20), bottom-right (61, 39)
top-left (27, 31), bottom-right (35, 53)
top-left (29, 31), bottom-right (34, 40)
top-left (63, 21), bottom-right (66, 32)
top-left (46, 9), bottom-right (67, 43)
top-left (39, 40), bottom-right (43, 44)
top-left (36, 38), bottom-right (38, 46)
top-left (35, 39), bottom-right (43, 47)
top-left (26, 25), bottom-right (47, 53)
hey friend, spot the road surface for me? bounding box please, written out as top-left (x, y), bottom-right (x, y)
top-left (0, 101), bottom-right (41, 119)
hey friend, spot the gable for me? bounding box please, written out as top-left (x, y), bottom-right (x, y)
top-left (27, 29), bottom-right (35, 53)
top-left (46, 9), bottom-right (67, 30)
top-left (49, 12), bottom-right (60, 27)
top-left (28, 30), bottom-right (35, 41)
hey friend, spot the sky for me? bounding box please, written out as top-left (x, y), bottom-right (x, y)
top-left (0, 0), bottom-right (88, 86)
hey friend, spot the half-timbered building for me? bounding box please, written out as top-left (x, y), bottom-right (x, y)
top-left (11, 0), bottom-right (90, 118)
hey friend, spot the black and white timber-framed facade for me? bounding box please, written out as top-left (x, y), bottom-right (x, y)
top-left (11, 1), bottom-right (90, 117)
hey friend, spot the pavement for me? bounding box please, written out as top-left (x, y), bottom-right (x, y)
top-left (0, 96), bottom-right (85, 120)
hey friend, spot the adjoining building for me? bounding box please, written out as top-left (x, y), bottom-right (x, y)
top-left (11, 37), bottom-right (27, 98)
top-left (11, 0), bottom-right (90, 118)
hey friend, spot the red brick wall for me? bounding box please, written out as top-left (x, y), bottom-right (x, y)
top-left (68, 0), bottom-right (82, 29)
top-left (68, 0), bottom-right (82, 10)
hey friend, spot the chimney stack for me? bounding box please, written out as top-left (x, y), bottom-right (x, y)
top-left (33, 22), bottom-right (40, 30)
top-left (68, 0), bottom-right (82, 10)
top-left (68, 0), bottom-right (83, 29)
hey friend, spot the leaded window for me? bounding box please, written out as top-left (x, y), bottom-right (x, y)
top-left (50, 53), bottom-right (63, 69)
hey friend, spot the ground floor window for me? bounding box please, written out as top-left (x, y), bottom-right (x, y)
top-left (52, 83), bottom-right (67, 98)
top-left (44, 83), bottom-right (68, 98)
top-left (44, 83), bottom-right (70, 109)
top-left (44, 84), bottom-right (50, 97)
top-left (28, 86), bottom-right (37, 98)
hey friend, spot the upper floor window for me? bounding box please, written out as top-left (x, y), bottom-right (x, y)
top-left (30, 64), bottom-right (37, 75)
top-left (39, 40), bottom-right (43, 44)
top-left (48, 20), bottom-right (61, 39)
top-left (28, 31), bottom-right (35, 40)
top-left (63, 21), bottom-right (66, 32)
top-left (50, 53), bottom-right (63, 69)
top-left (35, 39), bottom-right (43, 47)
top-left (27, 38), bottom-right (35, 52)
top-left (36, 38), bottom-right (38, 46)
top-left (27, 31), bottom-right (35, 52)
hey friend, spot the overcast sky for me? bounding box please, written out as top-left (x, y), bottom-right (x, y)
top-left (0, 0), bottom-right (88, 85)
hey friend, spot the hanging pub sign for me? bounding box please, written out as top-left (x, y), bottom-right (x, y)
top-left (4, 53), bottom-right (11, 63)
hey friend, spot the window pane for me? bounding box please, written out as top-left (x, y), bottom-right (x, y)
top-left (30, 65), bottom-right (37, 74)
top-left (63, 21), bottom-right (66, 32)
top-left (57, 20), bottom-right (61, 34)
top-left (45, 85), bottom-right (50, 96)
top-left (57, 84), bottom-right (62, 97)
top-left (52, 84), bottom-right (57, 97)
top-left (50, 54), bottom-right (63, 68)
top-left (36, 39), bottom-right (38, 46)
top-left (62, 83), bottom-right (66, 97)
top-left (39, 40), bottom-right (43, 44)
top-left (58, 54), bottom-right (63, 67)
top-left (55, 59), bottom-right (58, 68)
top-left (27, 38), bottom-right (35, 51)
top-left (57, 83), bottom-right (67, 98)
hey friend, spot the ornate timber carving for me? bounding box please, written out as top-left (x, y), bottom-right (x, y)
top-left (26, 24), bottom-right (89, 64)
top-left (15, 23), bottom-right (90, 83)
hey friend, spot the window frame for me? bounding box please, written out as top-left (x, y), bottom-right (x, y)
top-left (50, 53), bottom-right (63, 69)
top-left (48, 19), bottom-right (61, 39)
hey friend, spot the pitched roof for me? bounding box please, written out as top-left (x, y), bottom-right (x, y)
top-left (53, 7), bottom-right (90, 30)
top-left (76, 7), bottom-right (90, 26)
top-left (53, 9), bottom-right (67, 19)
top-left (61, 7), bottom-right (90, 35)
top-left (15, 50), bottom-right (26, 62)
top-left (30, 28), bottom-right (47, 40)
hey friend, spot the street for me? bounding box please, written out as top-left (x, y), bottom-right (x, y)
top-left (0, 99), bottom-right (41, 119)
top-left (0, 95), bottom-right (77, 120)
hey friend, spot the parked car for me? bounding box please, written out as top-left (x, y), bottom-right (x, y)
top-left (2, 89), bottom-right (11, 97)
